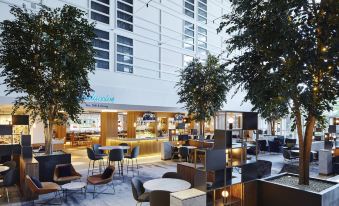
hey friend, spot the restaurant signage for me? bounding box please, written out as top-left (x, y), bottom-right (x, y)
top-left (85, 93), bottom-right (115, 103)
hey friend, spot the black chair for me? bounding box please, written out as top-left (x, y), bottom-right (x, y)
top-left (109, 149), bottom-right (124, 176)
top-left (87, 147), bottom-right (104, 175)
top-left (162, 172), bottom-right (182, 179)
top-left (0, 161), bottom-right (16, 177)
top-left (150, 190), bottom-right (170, 206)
top-left (126, 146), bottom-right (140, 175)
top-left (179, 147), bottom-right (189, 162)
top-left (131, 177), bottom-right (150, 206)
top-left (241, 160), bottom-right (272, 182)
top-left (285, 138), bottom-right (297, 149)
top-left (268, 140), bottom-right (281, 153)
top-left (93, 144), bottom-right (108, 158)
top-left (257, 140), bottom-right (268, 153)
top-left (171, 146), bottom-right (179, 160)
top-left (206, 135), bottom-right (211, 140)
top-left (282, 148), bottom-right (298, 162)
top-left (119, 143), bottom-right (129, 154)
top-left (0, 167), bottom-right (16, 203)
top-left (333, 156), bottom-right (339, 174)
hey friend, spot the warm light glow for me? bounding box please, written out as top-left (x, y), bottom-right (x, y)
top-left (228, 117), bottom-right (234, 124)
top-left (133, 122), bottom-right (137, 127)
top-left (221, 190), bottom-right (229, 198)
top-left (321, 47), bottom-right (328, 52)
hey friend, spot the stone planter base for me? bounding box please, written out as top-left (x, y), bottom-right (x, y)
top-left (258, 173), bottom-right (339, 206)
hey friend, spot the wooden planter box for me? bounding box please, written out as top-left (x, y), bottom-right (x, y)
top-left (257, 173), bottom-right (339, 206)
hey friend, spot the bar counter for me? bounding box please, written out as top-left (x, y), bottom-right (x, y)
top-left (106, 137), bottom-right (169, 156)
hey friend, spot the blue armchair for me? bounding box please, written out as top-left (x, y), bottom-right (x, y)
top-left (268, 140), bottom-right (281, 153)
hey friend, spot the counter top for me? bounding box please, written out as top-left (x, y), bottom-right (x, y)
top-left (107, 137), bottom-right (169, 141)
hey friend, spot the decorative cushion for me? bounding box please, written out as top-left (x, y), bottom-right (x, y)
top-left (31, 176), bottom-right (42, 188)
top-left (101, 167), bottom-right (113, 179)
top-left (58, 165), bottom-right (72, 177)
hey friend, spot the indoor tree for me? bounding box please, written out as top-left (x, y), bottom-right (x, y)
top-left (0, 5), bottom-right (96, 154)
top-left (177, 54), bottom-right (229, 137)
top-left (219, 0), bottom-right (338, 185)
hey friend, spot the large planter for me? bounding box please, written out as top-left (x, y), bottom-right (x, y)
top-left (34, 152), bottom-right (71, 182)
top-left (257, 173), bottom-right (339, 206)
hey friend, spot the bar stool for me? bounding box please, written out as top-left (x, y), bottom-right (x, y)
top-left (126, 146), bottom-right (140, 175)
top-left (109, 149), bottom-right (124, 179)
top-left (87, 147), bottom-right (104, 176)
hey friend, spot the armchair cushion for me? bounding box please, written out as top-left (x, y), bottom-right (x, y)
top-left (31, 176), bottom-right (42, 188)
top-left (58, 164), bottom-right (72, 177)
top-left (101, 167), bottom-right (114, 179)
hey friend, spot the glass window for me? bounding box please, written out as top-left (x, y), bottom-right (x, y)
top-left (93, 39), bottom-right (109, 50)
top-left (117, 21), bottom-right (133, 32)
top-left (116, 35), bottom-right (133, 73)
top-left (117, 1), bottom-right (133, 32)
top-left (96, 59), bottom-right (109, 69)
top-left (117, 11), bottom-right (133, 22)
top-left (117, 63), bottom-right (133, 73)
top-left (91, 11), bottom-right (109, 24)
top-left (94, 29), bottom-right (109, 40)
top-left (198, 0), bottom-right (207, 24)
top-left (183, 21), bottom-right (194, 51)
top-left (184, 28), bottom-right (194, 37)
top-left (117, 35), bottom-right (133, 46)
top-left (95, 49), bottom-right (109, 59)
top-left (96, 0), bottom-right (109, 5)
top-left (118, 1), bottom-right (133, 13)
top-left (91, 1), bottom-right (109, 14)
top-left (198, 27), bottom-right (207, 35)
top-left (184, 0), bottom-right (194, 18)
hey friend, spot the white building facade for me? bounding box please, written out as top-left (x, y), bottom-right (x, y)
top-left (0, 0), bottom-right (252, 112)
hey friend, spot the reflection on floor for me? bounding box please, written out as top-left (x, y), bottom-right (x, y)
top-left (0, 148), bottom-right (334, 206)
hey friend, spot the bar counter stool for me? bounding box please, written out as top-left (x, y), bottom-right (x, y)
top-left (109, 149), bottom-right (124, 179)
top-left (126, 146), bottom-right (140, 175)
top-left (87, 148), bottom-right (104, 176)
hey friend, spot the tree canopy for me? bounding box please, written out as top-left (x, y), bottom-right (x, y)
top-left (0, 5), bottom-right (96, 153)
top-left (219, 0), bottom-right (338, 184)
top-left (177, 55), bottom-right (229, 134)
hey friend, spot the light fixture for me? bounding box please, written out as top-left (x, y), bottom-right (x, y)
top-left (221, 190), bottom-right (229, 198)
top-left (228, 117), bottom-right (234, 129)
top-left (133, 122), bottom-right (136, 127)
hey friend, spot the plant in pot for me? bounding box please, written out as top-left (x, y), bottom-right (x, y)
top-left (0, 5), bottom-right (96, 154)
top-left (176, 54), bottom-right (230, 138)
top-left (218, 0), bottom-right (337, 186)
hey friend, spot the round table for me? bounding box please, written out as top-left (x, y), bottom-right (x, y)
top-left (0, 166), bottom-right (9, 173)
top-left (99, 146), bottom-right (130, 150)
top-left (143, 178), bottom-right (191, 192)
top-left (62, 182), bottom-right (86, 202)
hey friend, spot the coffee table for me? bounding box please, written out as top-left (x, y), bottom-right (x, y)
top-left (62, 182), bottom-right (86, 202)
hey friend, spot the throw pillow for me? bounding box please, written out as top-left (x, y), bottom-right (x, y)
top-left (58, 164), bottom-right (72, 177)
top-left (31, 176), bottom-right (42, 188)
top-left (101, 167), bottom-right (113, 179)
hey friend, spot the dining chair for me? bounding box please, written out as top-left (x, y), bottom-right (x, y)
top-left (131, 177), bottom-right (150, 206)
top-left (119, 143), bottom-right (129, 154)
top-left (0, 167), bottom-right (16, 203)
top-left (162, 172), bottom-right (182, 179)
top-left (179, 147), bottom-right (189, 162)
top-left (87, 147), bottom-right (104, 175)
top-left (87, 165), bottom-right (115, 199)
top-left (126, 146), bottom-right (140, 175)
top-left (109, 149), bottom-right (124, 177)
top-left (150, 190), bottom-right (170, 206)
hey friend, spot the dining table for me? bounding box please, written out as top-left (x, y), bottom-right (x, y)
top-left (143, 178), bottom-right (191, 193)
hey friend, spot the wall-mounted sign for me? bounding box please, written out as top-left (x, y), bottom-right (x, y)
top-left (85, 93), bottom-right (115, 103)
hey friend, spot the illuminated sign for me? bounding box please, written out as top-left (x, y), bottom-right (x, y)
top-left (85, 93), bottom-right (115, 103)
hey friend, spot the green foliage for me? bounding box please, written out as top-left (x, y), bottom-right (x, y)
top-left (177, 55), bottom-right (229, 123)
top-left (0, 5), bottom-right (96, 126)
top-left (219, 0), bottom-right (338, 125)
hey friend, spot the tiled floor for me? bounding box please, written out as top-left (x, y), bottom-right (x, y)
top-left (0, 148), bottom-right (335, 206)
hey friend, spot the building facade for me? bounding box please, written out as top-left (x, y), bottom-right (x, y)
top-left (0, 0), bottom-right (254, 143)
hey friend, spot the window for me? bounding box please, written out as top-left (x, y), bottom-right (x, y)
top-left (90, 0), bottom-right (110, 24)
top-left (183, 55), bottom-right (194, 67)
top-left (116, 35), bottom-right (133, 73)
top-left (197, 26), bottom-right (207, 57)
top-left (183, 21), bottom-right (194, 51)
top-left (198, 0), bottom-right (207, 24)
top-left (117, 0), bottom-right (133, 32)
top-left (184, 0), bottom-right (194, 18)
top-left (93, 29), bottom-right (110, 70)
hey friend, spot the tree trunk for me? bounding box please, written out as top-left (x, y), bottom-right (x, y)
top-left (199, 120), bottom-right (205, 138)
top-left (44, 121), bottom-right (54, 155)
top-left (270, 120), bottom-right (276, 136)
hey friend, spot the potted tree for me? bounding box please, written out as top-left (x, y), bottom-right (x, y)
top-left (177, 54), bottom-right (229, 138)
top-left (219, 0), bottom-right (338, 205)
top-left (0, 5), bottom-right (96, 155)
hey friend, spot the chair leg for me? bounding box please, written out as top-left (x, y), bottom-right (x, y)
top-left (136, 158), bottom-right (139, 175)
top-left (5, 187), bottom-right (9, 203)
top-left (93, 185), bottom-right (96, 199)
top-left (88, 160), bottom-right (91, 176)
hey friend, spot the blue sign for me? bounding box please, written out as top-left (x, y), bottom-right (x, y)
top-left (85, 93), bottom-right (115, 103)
